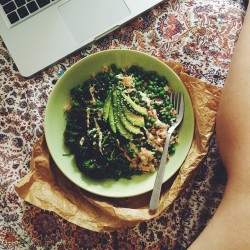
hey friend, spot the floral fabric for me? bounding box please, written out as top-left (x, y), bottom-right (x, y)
top-left (0, 0), bottom-right (246, 249)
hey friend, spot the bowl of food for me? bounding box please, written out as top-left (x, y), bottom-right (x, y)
top-left (44, 49), bottom-right (194, 198)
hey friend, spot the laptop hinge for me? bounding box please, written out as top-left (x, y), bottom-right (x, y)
top-left (94, 25), bottom-right (120, 41)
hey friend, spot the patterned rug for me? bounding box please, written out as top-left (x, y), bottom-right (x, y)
top-left (0, 0), bottom-right (246, 249)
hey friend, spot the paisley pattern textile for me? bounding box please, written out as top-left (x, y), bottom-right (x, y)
top-left (0, 0), bottom-right (246, 249)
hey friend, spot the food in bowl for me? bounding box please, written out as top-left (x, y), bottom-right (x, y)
top-left (64, 64), bottom-right (178, 180)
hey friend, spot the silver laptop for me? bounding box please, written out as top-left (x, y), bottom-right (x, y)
top-left (0, 0), bottom-right (163, 77)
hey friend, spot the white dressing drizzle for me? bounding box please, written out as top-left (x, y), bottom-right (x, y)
top-left (89, 86), bottom-right (96, 105)
top-left (86, 107), bottom-right (90, 128)
top-left (94, 118), bottom-right (103, 154)
top-left (139, 92), bottom-right (152, 108)
top-left (79, 137), bottom-right (85, 146)
top-left (97, 109), bottom-right (102, 119)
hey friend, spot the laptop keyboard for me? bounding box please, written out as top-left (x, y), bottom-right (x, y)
top-left (0, 0), bottom-right (60, 25)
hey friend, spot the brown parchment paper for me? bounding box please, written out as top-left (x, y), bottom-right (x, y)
top-left (15, 61), bottom-right (222, 232)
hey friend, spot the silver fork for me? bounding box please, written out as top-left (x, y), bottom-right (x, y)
top-left (149, 92), bottom-right (185, 211)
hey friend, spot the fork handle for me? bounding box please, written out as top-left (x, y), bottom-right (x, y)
top-left (149, 129), bottom-right (173, 211)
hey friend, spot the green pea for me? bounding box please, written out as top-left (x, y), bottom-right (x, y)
top-left (161, 114), bottom-right (167, 120)
top-left (148, 85), bottom-right (153, 91)
top-left (156, 153), bottom-right (161, 160)
top-left (153, 87), bottom-right (159, 93)
top-left (160, 90), bottom-right (165, 96)
top-left (171, 146), bottom-right (176, 153)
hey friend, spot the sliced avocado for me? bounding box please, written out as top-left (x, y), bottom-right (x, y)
top-left (123, 105), bottom-right (145, 127)
top-left (115, 117), bottom-right (134, 140)
top-left (118, 100), bottom-right (142, 135)
top-left (108, 99), bottom-right (116, 133)
top-left (113, 90), bottom-right (133, 140)
top-left (121, 92), bottom-right (148, 116)
top-left (103, 92), bottom-right (111, 121)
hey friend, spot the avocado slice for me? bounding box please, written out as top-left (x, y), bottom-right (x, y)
top-left (118, 99), bottom-right (143, 135)
top-left (113, 90), bottom-right (133, 140)
top-left (121, 92), bottom-right (148, 116)
top-left (103, 92), bottom-right (111, 121)
top-left (108, 99), bottom-right (116, 133)
top-left (123, 105), bottom-right (145, 128)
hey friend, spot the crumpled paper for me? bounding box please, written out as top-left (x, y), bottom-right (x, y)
top-left (15, 61), bottom-right (222, 232)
